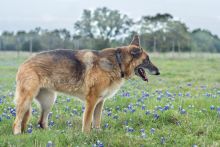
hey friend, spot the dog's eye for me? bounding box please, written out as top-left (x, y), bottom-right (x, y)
top-left (144, 59), bottom-right (150, 65)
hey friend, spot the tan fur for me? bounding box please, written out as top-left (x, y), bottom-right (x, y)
top-left (13, 36), bottom-right (159, 134)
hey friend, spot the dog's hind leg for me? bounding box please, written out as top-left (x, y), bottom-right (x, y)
top-left (21, 107), bottom-right (32, 132)
top-left (13, 77), bottom-right (39, 135)
top-left (35, 88), bottom-right (56, 129)
top-left (92, 100), bottom-right (104, 129)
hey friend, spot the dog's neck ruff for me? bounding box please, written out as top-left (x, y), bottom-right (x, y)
top-left (115, 48), bottom-right (125, 78)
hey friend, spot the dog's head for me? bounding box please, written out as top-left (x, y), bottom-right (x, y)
top-left (121, 35), bottom-right (160, 81)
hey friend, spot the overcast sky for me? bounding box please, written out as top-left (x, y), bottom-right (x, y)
top-left (0, 0), bottom-right (219, 36)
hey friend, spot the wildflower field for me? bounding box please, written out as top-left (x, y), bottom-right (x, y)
top-left (0, 52), bottom-right (220, 146)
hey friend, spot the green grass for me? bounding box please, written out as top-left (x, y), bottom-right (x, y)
top-left (0, 51), bottom-right (220, 146)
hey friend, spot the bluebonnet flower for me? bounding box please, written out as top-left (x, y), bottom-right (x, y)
top-left (210, 105), bottom-right (215, 110)
top-left (82, 105), bottom-right (85, 113)
top-left (157, 95), bottom-right (162, 101)
top-left (156, 106), bottom-right (163, 111)
top-left (187, 83), bottom-right (192, 86)
top-left (122, 92), bottom-right (130, 97)
top-left (186, 92), bottom-right (191, 97)
top-left (130, 109), bottom-right (135, 113)
top-left (160, 137), bottom-right (165, 144)
top-left (178, 93), bottom-right (183, 97)
top-left (153, 113), bottom-right (160, 120)
top-left (46, 141), bottom-right (53, 147)
top-left (27, 127), bottom-right (32, 133)
top-left (217, 107), bottom-right (220, 113)
top-left (10, 108), bottom-right (16, 117)
top-left (142, 105), bottom-right (146, 110)
top-left (49, 120), bottom-right (55, 126)
top-left (123, 108), bottom-right (128, 113)
top-left (127, 127), bottom-right (134, 132)
top-left (180, 109), bottom-right (186, 114)
top-left (205, 93), bottom-right (211, 97)
top-left (66, 97), bottom-right (70, 102)
top-left (140, 128), bottom-right (145, 133)
top-left (66, 120), bottom-right (72, 127)
top-left (164, 105), bottom-right (169, 110)
top-left (6, 115), bottom-right (10, 119)
top-left (72, 109), bottom-right (78, 115)
top-left (142, 92), bottom-right (149, 98)
top-left (46, 112), bottom-right (52, 120)
top-left (150, 128), bottom-right (155, 134)
top-left (107, 111), bottom-right (112, 116)
top-left (145, 110), bottom-right (151, 115)
top-left (128, 104), bottom-right (133, 110)
top-left (166, 91), bottom-right (172, 97)
top-left (115, 106), bottom-right (120, 111)
top-left (32, 108), bottom-right (37, 115)
top-left (96, 140), bottom-right (104, 147)
top-left (104, 123), bottom-right (109, 128)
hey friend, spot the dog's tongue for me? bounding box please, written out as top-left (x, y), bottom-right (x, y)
top-left (138, 68), bottom-right (148, 82)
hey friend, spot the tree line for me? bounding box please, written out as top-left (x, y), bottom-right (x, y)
top-left (0, 7), bottom-right (220, 53)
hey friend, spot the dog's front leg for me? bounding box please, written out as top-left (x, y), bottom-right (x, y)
top-left (92, 100), bottom-right (104, 129)
top-left (82, 96), bottom-right (97, 133)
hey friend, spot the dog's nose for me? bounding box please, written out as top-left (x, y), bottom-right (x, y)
top-left (155, 71), bottom-right (160, 75)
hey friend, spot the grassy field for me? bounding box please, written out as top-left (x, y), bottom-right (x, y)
top-left (0, 51), bottom-right (220, 146)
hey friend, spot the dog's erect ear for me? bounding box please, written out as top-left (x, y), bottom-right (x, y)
top-left (131, 48), bottom-right (142, 58)
top-left (130, 35), bottom-right (140, 47)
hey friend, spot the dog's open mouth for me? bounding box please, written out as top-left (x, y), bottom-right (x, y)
top-left (136, 67), bottom-right (148, 82)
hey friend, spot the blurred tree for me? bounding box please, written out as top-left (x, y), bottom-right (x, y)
top-left (74, 10), bottom-right (94, 38)
top-left (0, 7), bottom-right (220, 53)
top-left (1, 31), bottom-right (16, 50)
top-left (166, 20), bottom-right (191, 52)
top-left (74, 7), bottom-right (133, 49)
top-left (191, 29), bottom-right (220, 52)
top-left (93, 7), bottom-right (133, 40)
top-left (139, 13), bottom-right (173, 52)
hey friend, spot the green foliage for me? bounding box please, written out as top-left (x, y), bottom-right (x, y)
top-left (0, 8), bottom-right (220, 52)
top-left (191, 29), bottom-right (220, 52)
top-left (74, 7), bottom-right (133, 50)
top-left (22, 39), bottom-right (42, 52)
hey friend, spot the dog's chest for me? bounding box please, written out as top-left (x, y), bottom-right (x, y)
top-left (101, 79), bottom-right (124, 99)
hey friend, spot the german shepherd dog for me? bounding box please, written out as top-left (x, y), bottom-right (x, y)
top-left (13, 35), bottom-right (160, 134)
